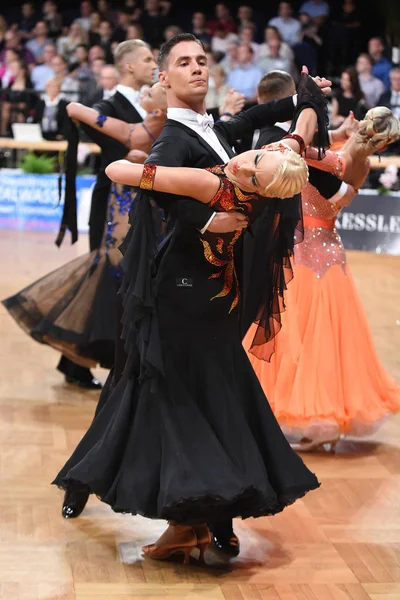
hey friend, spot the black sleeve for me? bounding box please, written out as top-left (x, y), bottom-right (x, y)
top-left (214, 97), bottom-right (295, 147)
top-left (308, 167), bottom-right (342, 198)
top-left (79, 99), bottom-right (130, 164)
top-left (145, 136), bottom-right (214, 230)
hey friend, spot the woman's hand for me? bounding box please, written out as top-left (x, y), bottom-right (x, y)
top-left (219, 89), bottom-right (245, 118)
top-left (301, 65), bottom-right (332, 95)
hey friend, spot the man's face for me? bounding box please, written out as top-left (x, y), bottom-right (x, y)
top-left (192, 12), bottom-right (205, 28)
top-left (356, 55), bottom-right (370, 74)
top-left (100, 66), bottom-right (119, 89)
top-left (35, 22), bottom-right (48, 37)
top-left (238, 6), bottom-right (252, 21)
top-left (88, 45), bottom-right (105, 63)
top-left (81, 1), bottom-right (92, 17)
top-left (390, 70), bottom-right (400, 92)
top-left (51, 56), bottom-right (67, 75)
top-left (216, 3), bottom-right (228, 19)
top-left (268, 39), bottom-right (280, 58)
top-left (127, 46), bottom-right (157, 86)
top-left (279, 2), bottom-right (292, 18)
top-left (159, 41), bottom-right (209, 103)
top-left (22, 3), bottom-right (34, 17)
top-left (368, 38), bottom-right (383, 59)
top-left (238, 44), bottom-right (252, 65)
top-left (99, 21), bottom-right (112, 37)
top-left (76, 46), bottom-right (88, 63)
top-left (43, 45), bottom-right (56, 64)
top-left (92, 57), bottom-right (106, 75)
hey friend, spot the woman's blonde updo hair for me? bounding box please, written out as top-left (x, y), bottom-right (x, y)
top-left (263, 144), bottom-right (309, 199)
top-left (356, 107), bottom-right (400, 152)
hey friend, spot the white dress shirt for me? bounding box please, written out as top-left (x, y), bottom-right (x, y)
top-left (116, 84), bottom-right (147, 120)
top-left (167, 107), bottom-right (232, 233)
top-left (390, 90), bottom-right (400, 120)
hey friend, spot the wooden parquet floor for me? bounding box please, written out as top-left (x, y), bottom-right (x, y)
top-left (0, 230), bottom-right (399, 600)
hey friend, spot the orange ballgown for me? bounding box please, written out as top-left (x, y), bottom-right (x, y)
top-left (245, 150), bottom-right (400, 440)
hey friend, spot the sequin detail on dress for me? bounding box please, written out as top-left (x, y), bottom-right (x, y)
top-left (201, 165), bottom-right (258, 312)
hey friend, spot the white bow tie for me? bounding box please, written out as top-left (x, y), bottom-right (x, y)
top-left (197, 113), bottom-right (214, 131)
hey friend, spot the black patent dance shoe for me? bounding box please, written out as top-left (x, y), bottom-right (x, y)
top-left (210, 527), bottom-right (240, 557)
top-left (61, 488), bottom-right (90, 519)
top-left (65, 375), bottom-right (102, 390)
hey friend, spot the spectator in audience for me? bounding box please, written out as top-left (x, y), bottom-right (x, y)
top-left (88, 11), bottom-right (102, 46)
top-left (211, 27), bottom-right (238, 55)
top-left (356, 53), bottom-right (385, 108)
top-left (111, 9), bottom-right (132, 43)
top-left (269, 2), bottom-right (301, 47)
top-left (331, 66), bottom-right (367, 126)
top-left (191, 12), bottom-right (211, 49)
top-left (34, 77), bottom-right (68, 139)
top-left (236, 5), bottom-right (255, 30)
top-left (19, 2), bottom-right (37, 38)
top-left (31, 43), bottom-right (57, 91)
top-left (369, 37), bottom-right (392, 90)
top-left (75, 1), bottom-right (94, 32)
top-left (0, 15), bottom-right (7, 49)
top-left (140, 0), bottom-right (171, 48)
top-left (1, 59), bottom-right (35, 135)
top-left (238, 24), bottom-right (259, 59)
top-left (207, 3), bottom-right (237, 35)
top-left (126, 23), bottom-right (144, 41)
top-left (88, 44), bottom-right (106, 65)
top-left (219, 41), bottom-right (239, 74)
top-left (97, 0), bottom-right (117, 25)
top-left (205, 64), bottom-right (230, 109)
top-left (41, 1), bottom-right (63, 40)
top-left (258, 26), bottom-right (295, 62)
top-left (25, 21), bottom-right (52, 62)
top-left (227, 43), bottom-right (262, 102)
top-left (51, 54), bottom-right (80, 102)
top-left (0, 49), bottom-right (20, 87)
top-left (378, 66), bottom-right (400, 120)
top-left (57, 22), bottom-right (88, 63)
top-left (94, 20), bottom-right (114, 62)
top-left (258, 37), bottom-right (296, 80)
top-left (0, 30), bottom-right (35, 68)
top-left (164, 25), bottom-right (183, 43)
top-left (84, 62), bottom-right (119, 105)
top-left (299, 0), bottom-right (330, 20)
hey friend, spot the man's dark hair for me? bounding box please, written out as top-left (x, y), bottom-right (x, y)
top-left (158, 33), bottom-right (204, 70)
top-left (257, 70), bottom-right (295, 101)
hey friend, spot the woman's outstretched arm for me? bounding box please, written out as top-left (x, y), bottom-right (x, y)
top-left (66, 102), bottom-right (165, 152)
top-left (105, 160), bottom-right (221, 204)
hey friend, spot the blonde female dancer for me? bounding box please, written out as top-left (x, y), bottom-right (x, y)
top-left (245, 107), bottom-right (400, 451)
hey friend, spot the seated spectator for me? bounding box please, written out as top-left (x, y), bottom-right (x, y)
top-left (88, 11), bottom-right (102, 46)
top-left (211, 27), bottom-right (238, 55)
top-left (19, 2), bottom-right (37, 38)
top-left (258, 26), bottom-right (295, 61)
top-left (111, 9), bottom-right (132, 43)
top-left (1, 59), bottom-right (36, 136)
top-left (378, 67), bottom-right (400, 121)
top-left (206, 64), bottom-right (229, 109)
top-left (34, 78), bottom-right (68, 139)
top-left (140, 0), bottom-right (171, 48)
top-left (31, 43), bottom-right (57, 92)
top-left (299, 0), bottom-right (330, 20)
top-left (89, 64), bottom-right (119, 104)
top-left (227, 43), bottom-right (262, 102)
top-left (164, 25), bottom-right (183, 43)
top-left (25, 21), bottom-right (53, 63)
top-left (0, 49), bottom-right (20, 88)
top-left (57, 22), bottom-right (88, 64)
top-left (42, 0), bottom-right (63, 40)
top-left (97, 0), bottom-right (118, 26)
top-left (75, 1), bottom-right (94, 32)
top-left (96, 20), bottom-right (114, 62)
top-left (191, 12), bottom-right (211, 50)
top-left (257, 38), bottom-right (296, 81)
top-left (238, 24), bottom-right (259, 59)
top-left (51, 54), bottom-right (80, 102)
top-left (236, 5), bottom-right (255, 30)
top-left (356, 53), bottom-right (385, 109)
top-left (207, 3), bottom-right (237, 36)
top-left (219, 41), bottom-right (239, 74)
top-left (126, 23), bottom-right (145, 41)
top-left (331, 66), bottom-right (367, 126)
top-left (369, 37), bottom-right (392, 90)
top-left (0, 31), bottom-right (35, 69)
top-left (269, 2), bottom-right (301, 47)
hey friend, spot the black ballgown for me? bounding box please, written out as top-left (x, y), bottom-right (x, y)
top-left (52, 164), bottom-right (320, 523)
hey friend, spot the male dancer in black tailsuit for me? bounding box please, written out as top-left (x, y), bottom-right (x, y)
top-left (57, 40), bottom-right (157, 390)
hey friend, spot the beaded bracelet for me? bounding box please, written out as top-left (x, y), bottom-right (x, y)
top-left (282, 133), bottom-right (305, 155)
top-left (139, 164), bottom-right (157, 191)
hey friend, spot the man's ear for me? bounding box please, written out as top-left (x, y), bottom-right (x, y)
top-left (158, 70), bottom-right (170, 88)
top-left (151, 108), bottom-right (163, 117)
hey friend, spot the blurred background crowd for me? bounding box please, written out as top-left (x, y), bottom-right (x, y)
top-left (0, 0), bottom-right (398, 151)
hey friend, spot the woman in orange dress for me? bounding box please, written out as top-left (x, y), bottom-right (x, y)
top-left (245, 107), bottom-right (400, 451)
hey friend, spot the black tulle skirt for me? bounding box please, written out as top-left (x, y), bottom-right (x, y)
top-left (2, 251), bottom-right (119, 369)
